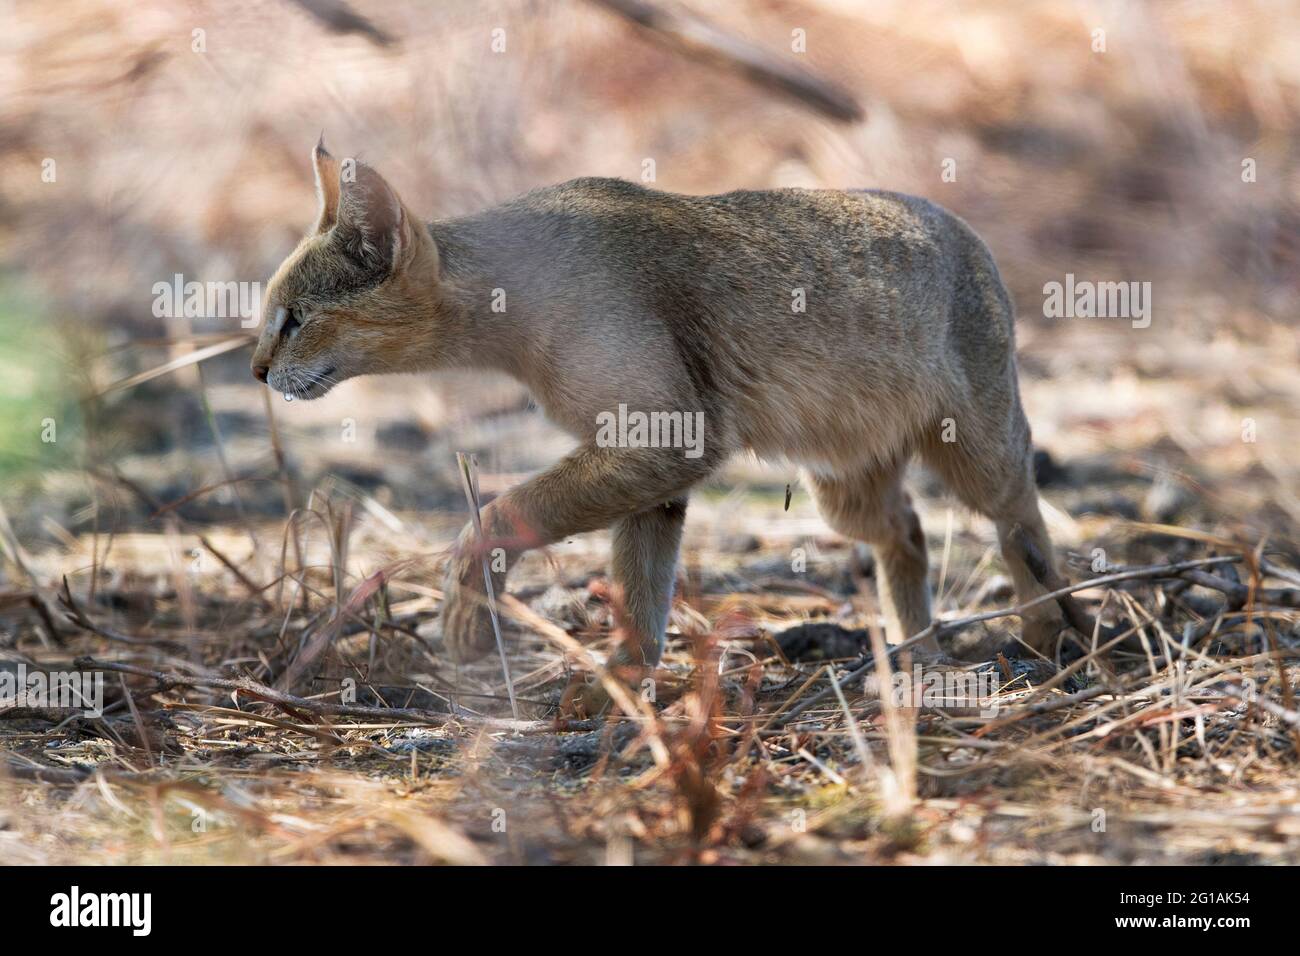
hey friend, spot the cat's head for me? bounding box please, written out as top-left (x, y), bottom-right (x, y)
top-left (251, 139), bottom-right (438, 399)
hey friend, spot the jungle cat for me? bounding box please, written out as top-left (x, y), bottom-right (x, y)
top-left (251, 139), bottom-right (1072, 685)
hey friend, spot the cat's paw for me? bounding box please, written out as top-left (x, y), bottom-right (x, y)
top-left (438, 582), bottom-right (497, 663)
top-left (560, 675), bottom-right (613, 719)
top-left (559, 655), bottom-right (655, 719)
top-left (1020, 611), bottom-right (1071, 654)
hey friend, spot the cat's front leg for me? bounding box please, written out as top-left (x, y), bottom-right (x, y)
top-left (438, 510), bottom-right (520, 663)
top-left (438, 444), bottom-right (716, 666)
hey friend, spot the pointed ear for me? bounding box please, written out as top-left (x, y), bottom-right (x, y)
top-left (335, 159), bottom-right (413, 273)
top-left (312, 136), bottom-right (341, 233)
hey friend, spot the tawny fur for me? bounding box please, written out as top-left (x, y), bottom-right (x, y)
top-left (252, 141), bottom-right (1068, 672)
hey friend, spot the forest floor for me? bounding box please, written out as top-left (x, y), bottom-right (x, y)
top-left (3, 322), bottom-right (1300, 865)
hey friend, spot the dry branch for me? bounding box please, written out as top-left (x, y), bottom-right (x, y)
top-left (587, 0), bottom-right (864, 122)
top-left (285, 0), bottom-right (394, 47)
top-left (74, 657), bottom-right (598, 735)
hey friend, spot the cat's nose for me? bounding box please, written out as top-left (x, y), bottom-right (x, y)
top-left (253, 364), bottom-right (269, 383)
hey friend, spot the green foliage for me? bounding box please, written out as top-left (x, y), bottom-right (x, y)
top-left (0, 287), bottom-right (80, 486)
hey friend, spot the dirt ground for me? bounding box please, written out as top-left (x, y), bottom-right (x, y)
top-left (4, 328), bottom-right (1300, 864)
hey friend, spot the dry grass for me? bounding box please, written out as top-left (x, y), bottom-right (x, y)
top-left (3, 466), bottom-right (1300, 864)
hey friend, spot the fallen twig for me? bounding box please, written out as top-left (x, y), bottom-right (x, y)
top-left (587, 0), bottom-right (864, 122)
top-left (73, 657), bottom-right (598, 735)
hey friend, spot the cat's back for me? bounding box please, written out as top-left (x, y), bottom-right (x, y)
top-left (510, 178), bottom-right (973, 280)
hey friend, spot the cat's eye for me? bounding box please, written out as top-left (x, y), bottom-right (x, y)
top-left (281, 306), bottom-right (301, 339)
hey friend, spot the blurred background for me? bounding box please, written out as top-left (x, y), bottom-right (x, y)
top-left (0, 0), bottom-right (1298, 605)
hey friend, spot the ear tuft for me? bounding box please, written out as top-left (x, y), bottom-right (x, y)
top-left (312, 135), bottom-right (341, 234)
